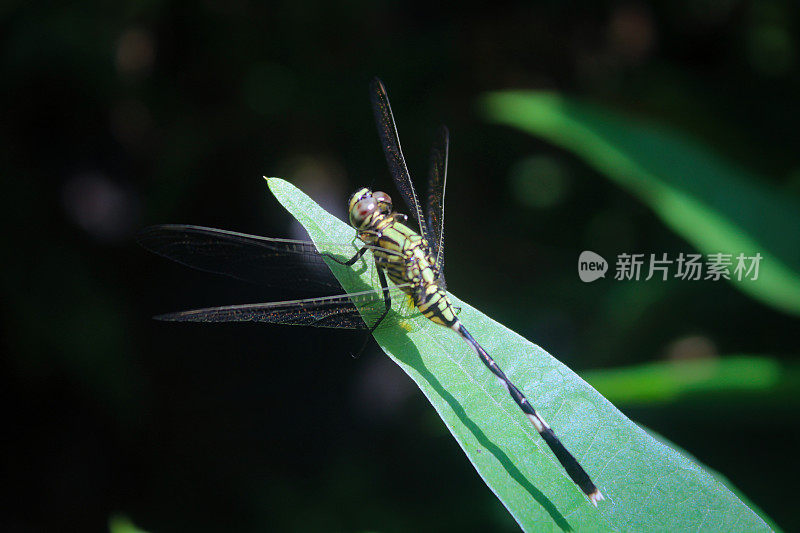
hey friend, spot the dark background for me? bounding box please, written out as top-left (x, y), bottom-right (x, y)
top-left (2, 1), bottom-right (798, 531)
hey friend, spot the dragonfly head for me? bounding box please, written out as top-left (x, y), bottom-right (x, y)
top-left (348, 187), bottom-right (393, 229)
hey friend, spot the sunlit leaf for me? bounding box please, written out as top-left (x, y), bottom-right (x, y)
top-left (481, 92), bottom-right (800, 317)
top-left (583, 355), bottom-right (800, 406)
top-left (640, 425), bottom-right (780, 531)
top-left (267, 177), bottom-right (772, 531)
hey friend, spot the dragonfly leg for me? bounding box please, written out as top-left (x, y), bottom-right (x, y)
top-left (324, 245), bottom-right (369, 266)
top-left (352, 263), bottom-right (392, 358)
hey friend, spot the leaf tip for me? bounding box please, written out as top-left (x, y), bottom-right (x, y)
top-left (265, 177), bottom-right (289, 198)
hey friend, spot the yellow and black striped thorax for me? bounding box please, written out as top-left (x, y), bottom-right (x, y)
top-left (359, 210), bottom-right (457, 328)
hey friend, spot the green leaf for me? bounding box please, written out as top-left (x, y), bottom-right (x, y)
top-left (266, 177), bottom-right (772, 531)
top-left (583, 355), bottom-right (800, 407)
top-left (638, 425), bottom-right (781, 532)
top-left (481, 92), bottom-right (800, 317)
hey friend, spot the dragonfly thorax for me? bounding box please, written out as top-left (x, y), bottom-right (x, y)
top-left (348, 187), bottom-right (393, 230)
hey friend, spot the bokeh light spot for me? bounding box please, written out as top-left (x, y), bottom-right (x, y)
top-left (62, 172), bottom-right (140, 242)
top-left (747, 24), bottom-right (795, 76)
top-left (508, 155), bottom-right (571, 209)
top-left (115, 28), bottom-right (155, 78)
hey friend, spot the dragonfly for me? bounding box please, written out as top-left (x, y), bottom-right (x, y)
top-left (138, 78), bottom-right (603, 506)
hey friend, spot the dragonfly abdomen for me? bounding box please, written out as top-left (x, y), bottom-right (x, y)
top-left (456, 323), bottom-right (604, 505)
top-left (416, 284), bottom-right (457, 327)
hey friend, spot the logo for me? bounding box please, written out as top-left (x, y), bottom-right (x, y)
top-left (578, 251), bottom-right (608, 282)
top-left (577, 251), bottom-right (761, 282)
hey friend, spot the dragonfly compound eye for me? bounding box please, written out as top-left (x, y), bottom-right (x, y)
top-left (350, 197), bottom-right (377, 227)
top-left (373, 191), bottom-right (392, 207)
top-left (348, 187), bottom-right (373, 227)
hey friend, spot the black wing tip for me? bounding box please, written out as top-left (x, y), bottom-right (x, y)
top-left (153, 307), bottom-right (215, 322)
top-left (135, 225), bottom-right (178, 254)
top-left (137, 223), bottom-right (198, 234)
top-left (135, 224), bottom-right (187, 245)
top-left (153, 311), bottom-right (213, 323)
top-left (370, 77), bottom-right (390, 101)
top-left (136, 224), bottom-right (225, 250)
top-left (134, 224), bottom-right (159, 242)
top-left (152, 312), bottom-right (184, 322)
top-left (135, 226), bottom-right (165, 251)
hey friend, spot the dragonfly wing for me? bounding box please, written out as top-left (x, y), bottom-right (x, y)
top-left (137, 224), bottom-right (370, 292)
top-left (155, 285), bottom-right (414, 330)
top-left (426, 125), bottom-right (449, 288)
top-left (369, 78), bottom-right (428, 236)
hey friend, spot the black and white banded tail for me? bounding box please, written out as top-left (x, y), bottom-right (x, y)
top-left (456, 323), bottom-right (603, 505)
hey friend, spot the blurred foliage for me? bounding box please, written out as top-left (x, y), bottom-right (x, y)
top-left (110, 515), bottom-right (151, 533)
top-left (2, 0), bottom-right (799, 531)
top-left (275, 177), bottom-right (771, 530)
top-left (584, 355), bottom-right (800, 406)
top-left (482, 91), bottom-right (800, 316)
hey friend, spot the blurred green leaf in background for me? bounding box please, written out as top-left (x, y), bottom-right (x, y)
top-left (583, 355), bottom-right (800, 407)
top-left (481, 92), bottom-right (800, 316)
top-left (109, 515), bottom-right (150, 533)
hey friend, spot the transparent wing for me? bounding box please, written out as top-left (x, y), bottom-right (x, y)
top-left (137, 224), bottom-right (391, 293)
top-left (426, 125), bottom-right (449, 287)
top-left (369, 77), bottom-right (428, 237)
top-left (155, 284), bottom-right (416, 330)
